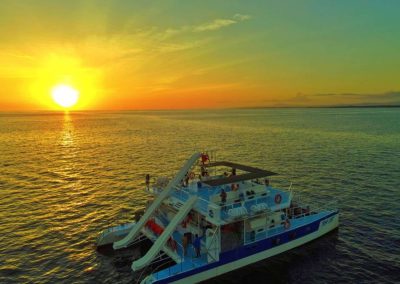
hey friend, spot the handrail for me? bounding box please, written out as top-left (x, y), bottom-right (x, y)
top-left (290, 189), bottom-right (338, 213)
top-left (136, 252), bottom-right (171, 284)
top-left (145, 259), bottom-right (175, 284)
top-left (287, 182), bottom-right (294, 205)
top-left (154, 225), bottom-right (220, 282)
top-left (286, 200), bottom-right (338, 221)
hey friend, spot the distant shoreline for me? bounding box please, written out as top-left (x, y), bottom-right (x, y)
top-left (234, 105), bottom-right (400, 110)
top-left (0, 105), bottom-right (399, 113)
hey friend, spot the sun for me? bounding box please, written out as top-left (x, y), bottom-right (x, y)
top-left (51, 84), bottom-right (79, 108)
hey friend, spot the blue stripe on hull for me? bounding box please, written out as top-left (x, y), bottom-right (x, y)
top-left (154, 211), bottom-right (338, 284)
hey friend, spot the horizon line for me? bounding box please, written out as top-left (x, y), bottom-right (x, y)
top-left (0, 104), bottom-right (399, 113)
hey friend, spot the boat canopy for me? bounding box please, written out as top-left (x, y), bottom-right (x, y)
top-left (202, 161), bottom-right (278, 187)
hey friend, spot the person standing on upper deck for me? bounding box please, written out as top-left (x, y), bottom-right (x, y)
top-left (220, 188), bottom-right (227, 207)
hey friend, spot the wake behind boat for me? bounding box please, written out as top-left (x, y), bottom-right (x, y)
top-left (96, 151), bottom-right (339, 283)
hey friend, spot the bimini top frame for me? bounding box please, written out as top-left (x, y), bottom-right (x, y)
top-left (201, 161), bottom-right (278, 187)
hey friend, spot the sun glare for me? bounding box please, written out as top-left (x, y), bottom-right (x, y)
top-left (51, 85), bottom-right (79, 108)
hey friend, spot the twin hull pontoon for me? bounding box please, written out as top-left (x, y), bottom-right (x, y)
top-left (97, 152), bottom-right (339, 283)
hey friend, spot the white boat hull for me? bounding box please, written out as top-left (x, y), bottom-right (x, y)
top-left (97, 222), bottom-right (135, 247)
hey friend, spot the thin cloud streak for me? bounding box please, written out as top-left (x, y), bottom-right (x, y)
top-left (194, 19), bottom-right (237, 32)
top-left (193, 14), bottom-right (252, 32)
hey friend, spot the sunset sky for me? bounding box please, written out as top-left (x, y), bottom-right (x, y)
top-left (0, 0), bottom-right (399, 110)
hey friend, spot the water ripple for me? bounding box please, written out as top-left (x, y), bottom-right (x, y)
top-left (0, 109), bottom-right (399, 283)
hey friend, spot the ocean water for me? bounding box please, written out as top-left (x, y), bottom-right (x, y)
top-left (0, 108), bottom-right (399, 284)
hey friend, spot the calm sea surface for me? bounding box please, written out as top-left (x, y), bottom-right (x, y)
top-left (0, 108), bottom-right (399, 283)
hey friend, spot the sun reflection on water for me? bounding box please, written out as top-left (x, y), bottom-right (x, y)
top-left (61, 112), bottom-right (74, 147)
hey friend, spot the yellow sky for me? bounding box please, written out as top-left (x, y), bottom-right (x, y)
top-left (0, 1), bottom-right (399, 110)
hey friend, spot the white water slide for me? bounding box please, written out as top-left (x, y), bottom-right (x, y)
top-left (113, 152), bottom-right (201, 250)
top-left (131, 195), bottom-right (198, 271)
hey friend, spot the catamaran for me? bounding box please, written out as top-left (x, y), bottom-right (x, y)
top-left (96, 152), bottom-right (339, 283)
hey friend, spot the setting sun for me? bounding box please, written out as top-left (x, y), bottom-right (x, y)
top-left (51, 85), bottom-right (79, 108)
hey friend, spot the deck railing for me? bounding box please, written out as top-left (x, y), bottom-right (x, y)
top-left (286, 200), bottom-right (338, 220)
top-left (154, 241), bottom-right (208, 282)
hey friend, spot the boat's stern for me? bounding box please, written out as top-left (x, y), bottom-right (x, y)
top-left (140, 275), bottom-right (154, 284)
top-left (96, 222), bottom-right (136, 248)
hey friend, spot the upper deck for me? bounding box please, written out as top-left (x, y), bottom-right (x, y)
top-left (150, 176), bottom-right (292, 225)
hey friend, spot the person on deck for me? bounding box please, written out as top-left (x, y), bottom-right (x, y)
top-left (220, 188), bottom-right (227, 208)
top-left (182, 234), bottom-right (188, 256)
top-left (201, 153), bottom-right (209, 165)
top-left (184, 174), bottom-right (190, 187)
top-left (145, 174), bottom-right (150, 189)
top-left (201, 166), bottom-right (206, 177)
top-left (231, 183), bottom-right (239, 191)
top-left (193, 234), bottom-right (203, 258)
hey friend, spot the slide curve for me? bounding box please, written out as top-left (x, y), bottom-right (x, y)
top-left (113, 152), bottom-right (201, 250)
top-left (131, 195), bottom-right (198, 271)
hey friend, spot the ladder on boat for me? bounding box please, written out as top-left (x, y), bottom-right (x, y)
top-left (113, 152), bottom-right (201, 250)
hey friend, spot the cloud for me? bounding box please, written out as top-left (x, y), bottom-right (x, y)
top-left (193, 14), bottom-right (251, 32)
top-left (159, 26), bottom-right (191, 40)
top-left (157, 40), bottom-right (206, 53)
top-left (233, 14), bottom-right (252, 21)
top-left (150, 13), bottom-right (252, 54)
top-left (194, 19), bottom-right (237, 32)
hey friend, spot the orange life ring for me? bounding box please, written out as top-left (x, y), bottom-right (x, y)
top-left (274, 194), bottom-right (282, 204)
top-left (284, 219), bottom-right (290, 230)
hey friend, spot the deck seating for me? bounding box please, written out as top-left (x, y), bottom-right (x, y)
top-left (245, 185), bottom-right (268, 199)
top-left (210, 190), bottom-right (239, 205)
top-left (228, 206), bottom-right (248, 219)
top-left (250, 203), bottom-right (269, 213)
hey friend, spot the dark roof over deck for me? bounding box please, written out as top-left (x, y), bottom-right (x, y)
top-left (202, 161), bottom-right (278, 186)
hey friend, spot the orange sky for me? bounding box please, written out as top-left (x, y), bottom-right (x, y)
top-left (0, 1), bottom-right (399, 110)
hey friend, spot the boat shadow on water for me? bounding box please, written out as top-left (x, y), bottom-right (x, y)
top-left (97, 240), bottom-right (176, 280)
